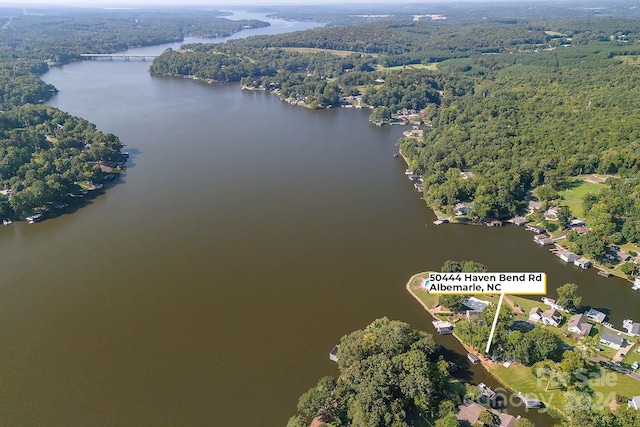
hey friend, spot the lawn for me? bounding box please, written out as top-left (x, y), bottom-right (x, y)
top-left (622, 344), bottom-right (640, 368)
top-left (377, 63), bottom-right (438, 71)
top-left (491, 360), bottom-right (640, 416)
top-left (406, 273), bottom-right (439, 309)
top-left (557, 178), bottom-right (605, 218)
top-left (280, 47), bottom-right (364, 57)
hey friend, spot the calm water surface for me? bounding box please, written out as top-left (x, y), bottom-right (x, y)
top-left (1, 11), bottom-right (638, 427)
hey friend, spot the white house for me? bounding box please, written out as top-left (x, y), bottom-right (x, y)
top-left (567, 314), bottom-right (592, 338)
top-left (529, 307), bottom-right (543, 323)
top-left (600, 330), bottom-right (624, 350)
top-left (541, 309), bottom-right (563, 327)
top-left (585, 308), bottom-right (606, 323)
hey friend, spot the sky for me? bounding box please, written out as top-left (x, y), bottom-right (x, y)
top-left (3, 0), bottom-right (535, 6)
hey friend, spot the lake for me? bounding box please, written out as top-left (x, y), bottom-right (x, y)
top-left (1, 10), bottom-right (638, 427)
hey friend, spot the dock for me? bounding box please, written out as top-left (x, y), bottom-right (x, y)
top-left (329, 345), bottom-right (339, 362)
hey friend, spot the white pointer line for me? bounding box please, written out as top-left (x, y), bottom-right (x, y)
top-left (485, 292), bottom-right (505, 355)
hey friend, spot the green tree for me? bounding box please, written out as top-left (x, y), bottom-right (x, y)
top-left (297, 376), bottom-right (336, 421)
top-left (436, 412), bottom-right (460, 427)
top-left (514, 417), bottom-right (535, 427)
top-left (556, 283), bottom-right (582, 313)
top-left (286, 415), bottom-right (307, 427)
top-left (477, 410), bottom-right (498, 426)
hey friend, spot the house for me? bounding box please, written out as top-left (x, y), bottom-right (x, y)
top-left (498, 412), bottom-right (517, 427)
top-left (629, 396), bottom-right (640, 410)
top-left (544, 206), bottom-right (559, 220)
top-left (466, 310), bottom-right (483, 321)
top-left (610, 247), bottom-right (631, 261)
top-left (463, 297), bottom-right (491, 311)
top-left (529, 307), bottom-right (543, 323)
top-left (570, 218), bottom-right (586, 227)
top-left (574, 257), bottom-right (592, 269)
top-left (456, 401), bottom-right (515, 427)
top-left (623, 319), bottom-right (640, 337)
top-left (557, 250), bottom-right (579, 263)
top-left (456, 401), bottom-right (484, 426)
top-left (461, 171), bottom-right (474, 180)
top-left (567, 314), bottom-right (592, 337)
top-left (585, 308), bottom-right (607, 323)
top-left (600, 330), bottom-right (624, 350)
top-left (541, 309), bottom-right (563, 327)
top-left (572, 226), bottom-right (588, 235)
top-left (528, 200), bottom-right (543, 212)
top-left (487, 219), bottom-right (503, 227)
top-left (455, 203), bottom-right (472, 216)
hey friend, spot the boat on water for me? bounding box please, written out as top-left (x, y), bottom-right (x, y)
top-left (517, 392), bottom-right (542, 408)
top-left (3, 218), bottom-right (12, 225)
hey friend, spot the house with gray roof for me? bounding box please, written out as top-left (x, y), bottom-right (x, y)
top-left (600, 330), bottom-right (624, 350)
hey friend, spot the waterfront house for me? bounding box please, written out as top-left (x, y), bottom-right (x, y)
top-left (529, 307), bottom-right (543, 323)
top-left (574, 257), bottom-right (592, 269)
top-left (487, 219), bottom-right (503, 227)
top-left (623, 320), bottom-right (640, 337)
top-left (541, 309), bottom-right (563, 327)
top-left (610, 247), bottom-right (631, 261)
top-left (600, 330), bottom-right (624, 350)
top-left (455, 401), bottom-right (515, 427)
top-left (567, 314), bottom-right (592, 337)
top-left (463, 297), bottom-right (491, 312)
top-left (585, 308), bottom-right (606, 323)
top-left (629, 396), bottom-right (640, 410)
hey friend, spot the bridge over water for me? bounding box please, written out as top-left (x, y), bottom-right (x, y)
top-left (80, 54), bottom-right (159, 61)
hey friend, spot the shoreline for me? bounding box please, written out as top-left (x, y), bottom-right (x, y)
top-left (405, 272), bottom-right (640, 419)
top-left (405, 272), bottom-right (564, 415)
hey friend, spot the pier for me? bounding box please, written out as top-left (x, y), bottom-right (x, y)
top-left (80, 54), bottom-right (159, 61)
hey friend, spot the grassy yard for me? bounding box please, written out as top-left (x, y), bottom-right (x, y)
top-left (377, 63), bottom-right (438, 71)
top-left (491, 361), bottom-right (640, 416)
top-left (406, 273), bottom-right (439, 309)
top-left (622, 344), bottom-right (640, 368)
top-left (280, 47), bottom-right (364, 57)
top-left (557, 178), bottom-right (605, 218)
